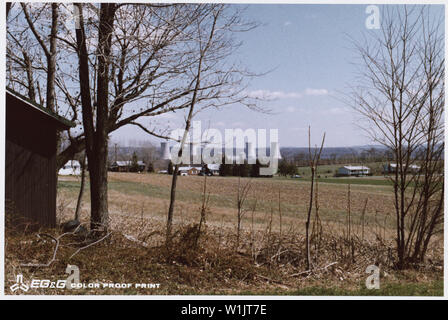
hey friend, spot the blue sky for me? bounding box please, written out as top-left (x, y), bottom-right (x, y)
top-left (111, 4), bottom-right (444, 148)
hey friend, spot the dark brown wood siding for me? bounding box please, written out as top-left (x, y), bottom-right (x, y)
top-left (5, 93), bottom-right (59, 227)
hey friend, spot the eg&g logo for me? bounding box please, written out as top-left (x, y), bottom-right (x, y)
top-left (10, 265), bottom-right (80, 293)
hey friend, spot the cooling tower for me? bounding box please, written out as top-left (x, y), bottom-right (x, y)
top-left (272, 142), bottom-right (282, 160)
top-left (160, 142), bottom-right (171, 160)
top-left (188, 142), bottom-right (201, 164)
top-left (246, 142), bottom-right (257, 164)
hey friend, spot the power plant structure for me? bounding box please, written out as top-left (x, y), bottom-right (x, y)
top-left (160, 140), bottom-right (282, 164)
top-left (160, 141), bottom-right (171, 160)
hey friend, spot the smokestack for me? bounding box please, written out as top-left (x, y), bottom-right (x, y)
top-left (160, 142), bottom-right (171, 160)
top-left (246, 142), bottom-right (256, 164)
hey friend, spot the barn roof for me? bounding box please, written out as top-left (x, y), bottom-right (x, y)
top-left (342, 166), bottom-right (370, 170)
top-left (6, 87), bottom-right (75, 129)
top-left (178, 166), bottom-right (201, 171)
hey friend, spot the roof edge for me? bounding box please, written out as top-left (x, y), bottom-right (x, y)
top-left (6, 87), bottom-right (76, 128)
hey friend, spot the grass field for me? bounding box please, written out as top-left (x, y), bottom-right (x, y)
top-left (5, 172), bottom-right (443, 295)
top-left (58, 172), bottom-right (398, 232)
top-left (277, 176), bottom-right (394, 186)
top-left (293, 162), bottom-right (386, 177)
top-left (312, 177), bottom-right (392, 186)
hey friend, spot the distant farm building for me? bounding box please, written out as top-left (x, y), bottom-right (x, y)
top-left (5, 88), bottom-right (74, 227)
top-left (382, 163), bottom-right (421, 174)
top-left (337, 165), bottom-right (370, 176)
top-left (110, 160), bottom-right (146, 172)
top-left (178, 166), bottom-right (201, 176)
top-left (58, 160), bottom-right (81, 176)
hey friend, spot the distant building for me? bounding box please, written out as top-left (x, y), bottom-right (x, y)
top-left (110, 160), bottom-right (146, 172)
top-left (158, 140), bottom-right (282, 177)
top-left (163, 163), bottom-right (219, 176)
top-left (382, 163), bottom-right (421, 174)
top-left (59, 160), bottom-right (82, 176)
top-left (178, 166), bottom-right (201, 176)
top-left (337, 165), bottom-right (370, 176)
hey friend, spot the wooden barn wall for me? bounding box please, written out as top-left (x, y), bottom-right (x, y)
top-left (5, 95), bottom-right (57, 228)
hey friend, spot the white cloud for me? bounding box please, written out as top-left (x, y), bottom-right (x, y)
top-left (246, 90), bottom-right (302, 100)
top-left (246, 88), bottom-right (329, 100)
top-left (286, 106), bottom-right (296, 113)
top-left (326, 107), bottom-right (350, 115)
top-left (304, 88), bottom-right (329, 96)
top-left (284, 21), bottom-right (292, 26)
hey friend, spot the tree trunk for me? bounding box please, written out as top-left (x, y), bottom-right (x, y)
top-left (305, 166), bottom-right (314, 270)
top-left (46, 3), bottom-right (58, 112)
top-left (89, 3), bottom-right (116, 232)
top-left (88, 151), bottom-right (109, 231)
top-left (167, 165), bottom-right (180, 241)
top-left (74, 154), bottom-right (87, 221)
top-left (74, 3), bottom-right (116, 234)
top-left (23, 52), bottom-right (36, 102)
top-left (305, 127), bottom-right (325, 271)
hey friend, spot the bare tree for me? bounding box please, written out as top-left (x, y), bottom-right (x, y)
top-left (351, 5), bottom-right (444, 268)
top-left (18, 3), bottom-right (59, 111)
top-left (7, 4), bottom-right (259, 234)
top-left (305, 126), bottom-right (325, 270)
top-left (73, 3), bottom-right (117, 233)
top-left (148, 5), bottom-right (259, 243)
top-left (7, 4), bottom-right (260, 170)
top-left (236, 177), bottom-right (252, 249)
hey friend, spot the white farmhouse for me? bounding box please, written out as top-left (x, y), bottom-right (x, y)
top-left (59, 160), bottom-right (82, 176)
top-left (337, 165), bottom-right (370, 176)
top-left (178, 166), bottom-right (202, 176)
